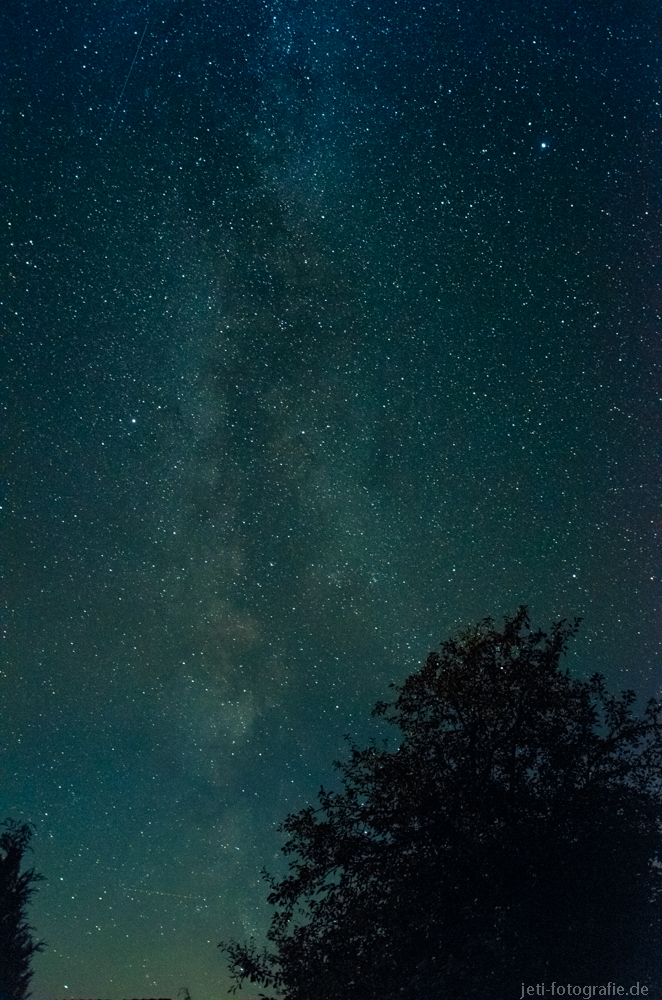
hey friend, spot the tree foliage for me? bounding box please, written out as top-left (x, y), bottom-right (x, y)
top-left (221, 607), bottom-right (662, 999)
top-left (0, 819), bottom-right (46, 1000)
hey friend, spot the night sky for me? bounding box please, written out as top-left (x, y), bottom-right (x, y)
top-left (3, 0), bottom-right (659, 997)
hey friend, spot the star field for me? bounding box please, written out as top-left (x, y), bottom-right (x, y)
top-left (3, 1), bottom-right (659, 997)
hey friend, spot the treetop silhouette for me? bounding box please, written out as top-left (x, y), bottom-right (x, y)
top-left (221, 606), bottom-right (662, 999)
top-left (0, 818), bottom-right (46, 1000)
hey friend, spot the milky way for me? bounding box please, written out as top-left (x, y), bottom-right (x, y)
top-left (4, 1), bottom-right (658, 997)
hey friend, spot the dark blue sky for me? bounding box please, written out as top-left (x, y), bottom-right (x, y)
top-left (3, 0), bottom-right (659, 997)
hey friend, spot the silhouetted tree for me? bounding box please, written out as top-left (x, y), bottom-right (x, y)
top-left (220, 607), bottom-right (662, 999)
top-left (0, 819), bottom-right (46, 1000)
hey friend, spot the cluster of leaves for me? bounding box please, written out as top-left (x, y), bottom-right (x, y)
top-left (0, 819), bottom-right (45, 1000)
top-left (221, 607), bottom-right (662, 999)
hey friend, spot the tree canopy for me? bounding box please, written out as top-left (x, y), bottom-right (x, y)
top-left (0, 819), bottom-right (46, 1000)
top-left (221, 607), bottom-right (662, 999)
